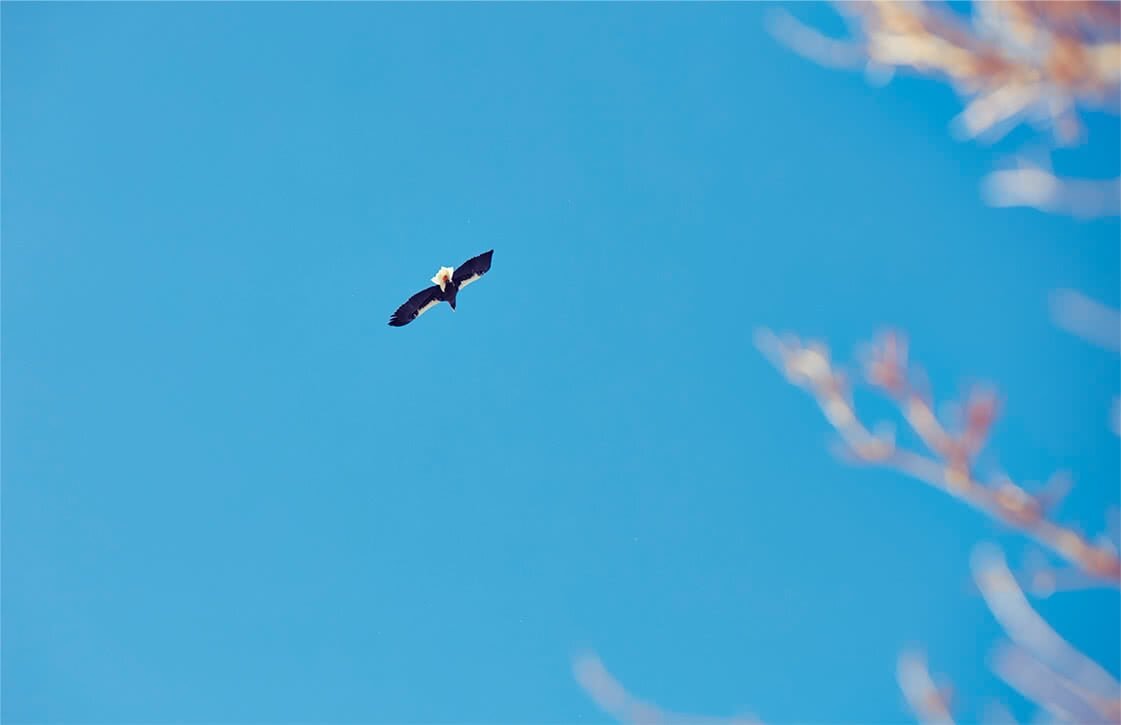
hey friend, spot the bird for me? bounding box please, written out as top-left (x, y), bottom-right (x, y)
top-left (388, 249), bottom-right (494, 327)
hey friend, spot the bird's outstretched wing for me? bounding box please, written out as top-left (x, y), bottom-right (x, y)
top-left (452, 249), bottom-right (494, 290)
top-left (388, 285), bottom-right (442, 327)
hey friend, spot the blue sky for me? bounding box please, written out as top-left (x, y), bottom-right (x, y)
top-left (3, 3), bottom-right (1118, 723)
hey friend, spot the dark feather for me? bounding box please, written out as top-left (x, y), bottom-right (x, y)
top-left (452, 249), bottom-right (494, 288)
top-left (388, 285), bottom-right (442, 327)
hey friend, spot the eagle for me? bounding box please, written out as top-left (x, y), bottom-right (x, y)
top-left (388, 249), bottom-right (494, 327)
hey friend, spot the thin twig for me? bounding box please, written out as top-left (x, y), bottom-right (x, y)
top-left (897, 650), bottom-right (956, 725)
top-left (971, 543), bottom-right (1121, 715)
top-left (572, 652), bottom-right (760, 725)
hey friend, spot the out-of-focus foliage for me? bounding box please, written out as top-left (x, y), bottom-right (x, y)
top-left (575, 3), bottom-right (1119, 722)
top-left (578, 326), bottom-right (1121, 723)
top-left (754, 329), bottom-right (1120, 723)
top-left (756, 329), bottom-right (1120, 588)
top-left (769, 0), bottom-right (1121, 218)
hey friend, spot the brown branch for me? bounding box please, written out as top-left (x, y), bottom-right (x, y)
top-left (754, 328), bottom-right (1121, 586)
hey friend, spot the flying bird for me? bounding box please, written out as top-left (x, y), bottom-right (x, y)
top-left (388, 249), bottom-right (494, 327)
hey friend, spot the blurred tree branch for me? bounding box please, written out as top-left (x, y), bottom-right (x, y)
top-left (768, 0), bottom-right (1121, 218)
top-left (574, 3), bottom-right (1119, 721)
top-left (572, 652), bottom-right (760, 725)
top-left (754, 328), bottom-right (1120, 587)
top-left (576, 328), bottom-right (1120, 723)
top-left (972, 545), bottom-right (1120, 721)
top-left (896, 650), bottom-right (955, 725)
top-left (768, 1), bottom-right (1120, 144)
top-left (749, 327), bottom-right (1120, 722)
top-left (982, 157), bottom-right (1121, 218)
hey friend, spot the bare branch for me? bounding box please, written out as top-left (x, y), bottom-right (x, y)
top-left (1021, 547), bottom-right (1116, 598)
top-left (572, 652), bottom-right (760, 725)
top-left (765, 9), bottom-right (867, 71)
top-left (897, 650), bottom-right (956, 725)
top-left (769, 2), bottom-right (1121, 145)
top-left (971, 544), bottom-right (1121, 709)
top-left (755, 328), bottom-right (1121, 586)
top-left (992, 642), bottom-right (1120, 724)
top-left (1050, 289), bottom-right (1121, 354)
top-left (980, 699), bottom-right (1020, 725)
top-left (982, 164), bottom-right (1121, 218)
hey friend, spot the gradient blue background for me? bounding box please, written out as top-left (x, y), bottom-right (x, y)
top-left (4, 3), bottom-right (1118, 723)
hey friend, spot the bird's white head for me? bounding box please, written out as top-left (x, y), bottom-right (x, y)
top-left (431, 266), bottom-right (455, 292)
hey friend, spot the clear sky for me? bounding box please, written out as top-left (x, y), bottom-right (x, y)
top-left (3, 3), bottom-right (1118, 723)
